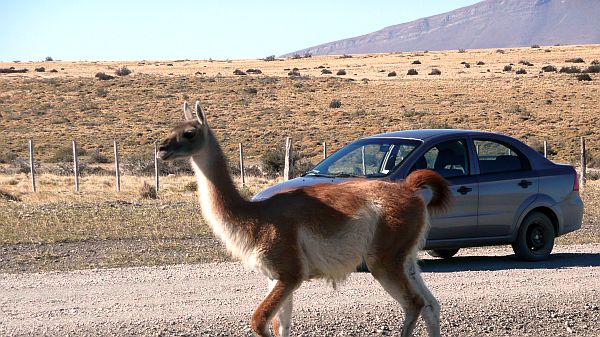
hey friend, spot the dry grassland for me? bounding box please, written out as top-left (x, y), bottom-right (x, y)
top-left (1, 45), bottom-right (599, 166)
top-left (1, 44), bottom-right (599, 272)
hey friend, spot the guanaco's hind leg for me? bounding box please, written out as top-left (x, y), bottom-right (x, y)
top-left (252, 279), bottom-right (299, 337)
top-left (367, 257), bottom-right (440, 337)
top-left (268, 279), bottom-right (294, 337)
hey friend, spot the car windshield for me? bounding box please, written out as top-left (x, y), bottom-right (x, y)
top-left (305, 138), bottom-right (421, 178)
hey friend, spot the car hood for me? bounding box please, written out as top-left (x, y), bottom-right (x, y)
top-left (252, 176), bottom-right (348, 201)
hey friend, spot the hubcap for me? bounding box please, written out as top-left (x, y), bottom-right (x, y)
top-left (528, 225), bottom-right (545, 251)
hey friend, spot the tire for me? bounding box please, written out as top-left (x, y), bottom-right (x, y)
top-left (512, 212), bottom-right (555, 261)
top-left (426, 248), bottom-right (460, 259)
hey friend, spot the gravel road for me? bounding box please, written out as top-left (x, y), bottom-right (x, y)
top-left (1, 244), bottom-right (599, 337)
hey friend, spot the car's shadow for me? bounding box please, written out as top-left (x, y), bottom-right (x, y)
top-left (418, 252), bottom-right (600, 273)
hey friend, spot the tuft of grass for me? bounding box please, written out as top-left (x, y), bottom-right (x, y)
top-left (139, 182), bottom-right (158, 199)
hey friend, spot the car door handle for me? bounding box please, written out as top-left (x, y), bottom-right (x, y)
top-left (518, 180), bottom-right (533, 188)
top-left (457, 186), bottom-right (473, 195)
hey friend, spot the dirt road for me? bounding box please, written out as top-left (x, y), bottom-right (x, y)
top-left (1, 244), bottom-right (599, 336)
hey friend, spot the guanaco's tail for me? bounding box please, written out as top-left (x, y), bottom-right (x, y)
top-left (405, 169), bottom-right (452, 212)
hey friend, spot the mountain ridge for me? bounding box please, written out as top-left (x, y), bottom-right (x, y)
top-left (285, 0), bottom-right (600, 56)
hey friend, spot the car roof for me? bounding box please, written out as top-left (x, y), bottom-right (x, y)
top-left (366, 129), bottom-right (499, 141)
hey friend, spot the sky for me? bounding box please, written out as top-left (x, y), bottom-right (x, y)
top-left (0, 0), bottom-right (482, 62)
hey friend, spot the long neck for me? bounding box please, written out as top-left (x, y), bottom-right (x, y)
top-left (190, 128), bottom-right (249, 227)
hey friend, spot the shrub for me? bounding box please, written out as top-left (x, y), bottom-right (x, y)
top-left (503, 65), bottom-right (513, 72)
top-left (246, 68), bottom-right (262, 74)
top-left (559, 66), bottom-right (581, 74)
top-left (244, 87), bottom-right (258, 94)
top-left (139, 182), bottom-right (157, 199)
top-left (464, 63), bottom-right (471, 68)
top-left (233, 69), bottom-right (247, 75)
top-left (496, 49), bottom-right (505, 54)
top-left (35, 67), bottom-right (45, 72)
top-left (0, 68), bottom-right (28, 73)
top-left (565, 57), bottom-right (585, 63)
top-left (583, 65), bottom-right (600, 73)
top-left (407, 69), bottom-right (418, 75)
top-left (45, 56), bottom-right (53, 61)
top-left (458, 49), bottom-right (466, 53)
top-left (288, 68), bottom-right (301, 77)
top-left (263, 55), bottom-right (276, 61)
top-left (387, 71), bottom-right (397, 77)
top-left (291, 54), bottom-right (302, 59)
top-left (0, 190), bottom-right (21, 202)
top-left (519, 60), bottom-right (533, 66)
top-left (428, 68), bottom-right (441, 75)
top-left (260, 148), bottom-right (305, 177)
top-left (49, 69), bottom-right (58, 73)
top-left (0, 150), bottom-right (16, 164)
top-left (336, 69), bottom-right (347, 75)
top-left (339, 54), bottom-right (353, 59)
top-left (184, 181), bottom-right (198, 192)
top-left (51, 145), bottom-right (87, 163)
top-left (88, 149), bottom-right (110, 163)
top-left (505, 105), bottom-right (532, 119)
top-left (476, 61), bottom-right (485, 65)
top-left (115, 66), bottom-right (131, 76)
top-left (95, 72), bottom-right (114, 80)
top-left (121, 154), bottom-right (154, 175)
top-left (96, 87), bottom-right (108, 97)
top-left (412, 60), bottom-right (421, 64)
top-left (329, 99), bottom-right (342, 108)
top-left (591, 60), bottom-right (600, 66)
top-left (516, 68), bottom-right (527, 74)
top-left (321, 69), bottom-right (332, 74)
top-left (529, 139), bottom-right (557, 157)
top-left (576, 74), bottom-right (592, 81)
top-left (531, 44), bottom-right (540, 48)
top-left (541, 65), bottom-right (557, 72)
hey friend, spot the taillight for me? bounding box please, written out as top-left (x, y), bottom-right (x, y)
top-left (573, 167), bottom-right (580, 191)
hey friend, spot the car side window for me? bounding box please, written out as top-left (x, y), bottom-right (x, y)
top-left (474, 139), bottom-right (530, 174)
top-left (410, 140), bottom-right (469, 178)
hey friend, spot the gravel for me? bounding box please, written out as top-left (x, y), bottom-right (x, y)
top-left (1, 244), bottom-right (599, 336)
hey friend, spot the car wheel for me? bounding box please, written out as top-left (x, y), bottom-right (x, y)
top-left (426, 248), bottom-right (460, 259)
top-left (512, 212), bottom-right (555, 261)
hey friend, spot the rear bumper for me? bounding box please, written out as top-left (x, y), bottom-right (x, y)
top-left (555, 192), bottom-right (584, 236)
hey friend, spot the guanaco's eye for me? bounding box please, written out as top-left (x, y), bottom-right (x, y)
top-left (183, 130), bottom-right (196, 139)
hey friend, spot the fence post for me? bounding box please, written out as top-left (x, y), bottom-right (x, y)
top-left (323, 142), bottom-right (327, 159)
top-left (580, 137), bottom-right (586, 187)
top-left (543, 140), bottom-right (548, 158)
top-left (29, 140), bottom-right (36, 192)
top-left (284, 137), bottom-right (293, 181)
top-left (154, 143), bottom-right (159, 192)
top-left (239, 143), bottom-right (245, 187)
top-left (114, 141), bottom-right (121, 192)
top-left (72, 140), bottom-right (79, 192)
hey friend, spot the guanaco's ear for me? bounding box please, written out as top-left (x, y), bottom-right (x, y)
top-left (183, 101), bottom-right (194, 121)
top-left (195, 101), bottom-right (207, 125)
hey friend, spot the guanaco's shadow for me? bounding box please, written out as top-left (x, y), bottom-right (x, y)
top-left (416, 252), bottom-right (600, 273)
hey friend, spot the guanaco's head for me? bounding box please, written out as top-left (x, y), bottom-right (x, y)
top-left (157, 101), bottom-right (209, 161)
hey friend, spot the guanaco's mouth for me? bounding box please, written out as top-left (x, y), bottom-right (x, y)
top-left (157, 150), bottom-right (173, 161)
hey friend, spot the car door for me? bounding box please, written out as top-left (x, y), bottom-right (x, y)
top-left (409, 138), bottom-right (479, 240)
top-left (474, 138), bottom-right (539, 238)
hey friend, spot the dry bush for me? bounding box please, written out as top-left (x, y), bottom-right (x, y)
top-left (263, 55), bottom-right (276, 61)
top-left (584, 65), bottom-right (600, 73)
top-left (34, 67), bottom-right (45, 72)
top-left (139, 182), bottom-right (157, 199)
top-left (95, 72), bottom-right (114, 80)
top-left (336, 69), bottom-right (347, 76)
top-left (519, 60), bottom-right (533, 66)
top-left (560, 66), bottom-right (581, 74)
top-left (516, 69), bottom-right (527, 74)
top-left (321, 69), bottom-right (332, 74)
top-left (246, 69), bottom-right (262, 74)
top-left (542, 65), bottom-right (557, 72)
top-left (576, 74), bottom-right (592, 81)
top-left (429, 68), bottom-right (442, 75)
top-left (503, 65), bottom-right (513, 72)
top-left (407, 69), bottom-right (418, 75)
top-left (0, 189), bottom-right (21, 202)
top-left (233, 69), bottom-right (247, 75)
top-left (566, 57), bottom-right (585, 63)
top-left (329, 99), bottom-right (342, 108)
top-left (412, 60), bottom-right (421, 64)
top-left (388, 71), bottom-right (397, 77)
top-left (476, 61), bottom-right (485, 65)
top-left (115, 66), bottom-right (131, 76)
